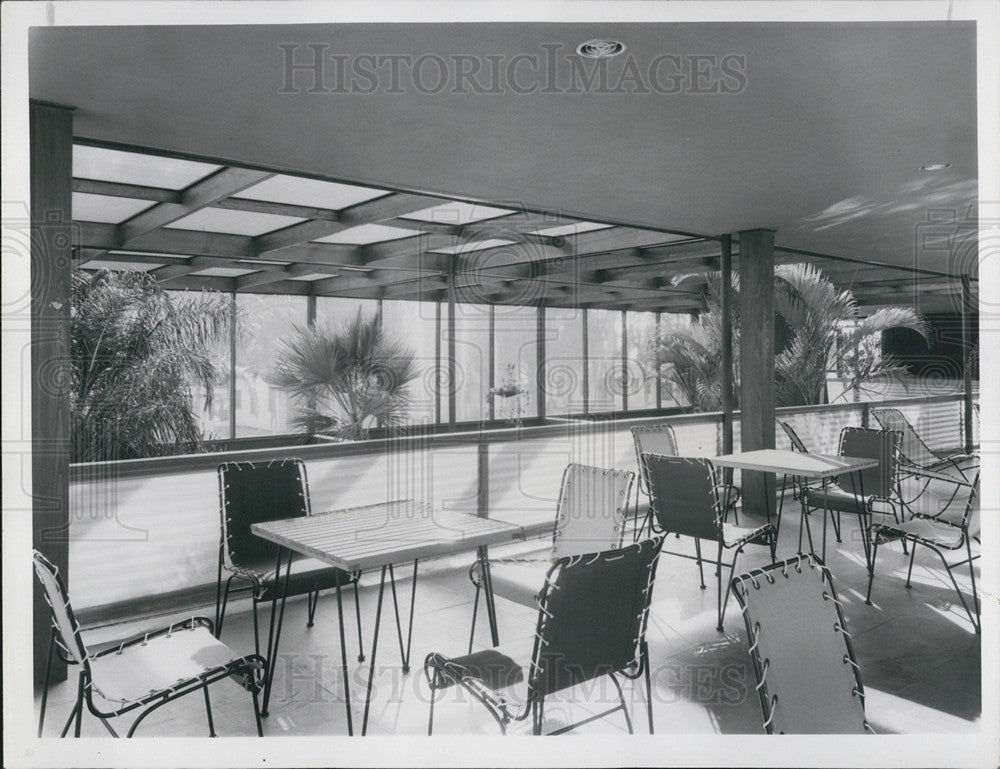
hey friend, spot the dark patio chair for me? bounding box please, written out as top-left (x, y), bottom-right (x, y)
top-left (731, 553), bottom-right (873, 734)
top-left (799, 427), bottom-right (904, 562)
top-left (642, 454), bottom-right (775, 631)
top-left (776, 419), bottom-right (814, 519)
top-left (866, 471), bottom-right (981, 633)
top-left (467, 463), bottom-right (634, 649)
top-left (426, 536), bottom-right (664, 735)
top-left (34, 550), bottom-right (266, 738)
top-left (216, 459), bottom-right (363, 662)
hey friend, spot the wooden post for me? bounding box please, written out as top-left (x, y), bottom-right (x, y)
top-left (620, 310), bottom-right (628, 412)
top-left (654, 312), bottom-right (663, 409)
top-left (961, 275), bottom-right (974, 454)
top-left (720, 235), bottom-right (734, 456)
top-left (738, 229), bottom-right (776, 516)
top-left (488, 305), bottom-right (496, 422)
top-left (582, 308), bottom-right (590, 414)
top-left (31, 101), bottom-right (74, 685)
top-left (447, 260), bottom-right (456, 431)
top-left (229, 293), bottom-right (238, 438)
top-left (434, 301), bottom-right (442, 425)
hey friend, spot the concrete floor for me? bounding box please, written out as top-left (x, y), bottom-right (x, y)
top-left (36, 500), bottom-right (982, 738)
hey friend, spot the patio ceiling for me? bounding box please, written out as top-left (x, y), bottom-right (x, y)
top-left (31, 21), bottom-right (978, 313)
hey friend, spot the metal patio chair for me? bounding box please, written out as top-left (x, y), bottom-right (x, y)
top-left (34, 550), bottom-right (266, 738)
top-left (799, 427), bottom-right (904, 562)
top-left (216, 459), bottom-right (364, 662)
top-left (866, 470), bottom-right (981, 633)
top-left (731, 553), bottom-right (873, 734)
top-left (427, 536), bottom-right (664, 736)
top-left (467, 463), bottom-right (634, 650)
top-left (870, 407), bottom-right (978, 484)
top-left (642, 454), bottom-right (775, 631)
top-left (776, 419), bottom-right (814, 517)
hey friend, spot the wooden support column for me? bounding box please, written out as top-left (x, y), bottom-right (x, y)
top-left (229, 293), bottom-right (238, 439)
top-left (620, 310), bottom-right (628, 412)
top-left (582, 308), bottom-right (590, 414)
top-left (720, 235), bottom-right (734, 456)
top-left (961, 275), bottom-right (974, 453)
top-left (488, 305), bottom-right (496, 421)
top-left (434, 301), bottom-right (442, 425)
top-left (31, 101), bottom-right (74, 684)
top-left (654, 312), bottom-right (663, 409)
top-left (738, 229), bottom-right (776, 516)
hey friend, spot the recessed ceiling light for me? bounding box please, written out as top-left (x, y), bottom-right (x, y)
top-left (919, 163), bottom-right (952, 172)
top-left (576, 39), bottom-right (626, 59)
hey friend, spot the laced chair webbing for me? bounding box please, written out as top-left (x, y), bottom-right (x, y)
top-left (631, 424), bottom-right (679, 495)
top-left (778, 420), bottom-right (809, 453)
top-left (530, 537), bottom-right (662, 699)
top-left (839, 427), bottom-right (900, 501)
top-left (552, 464), bottom-right (634, 559)
top-left (33, 552), bottom-right (87, 665)
top-left (732, 555), bottom-right (869, 734)
top-left (643, 455), bottom-right (721, 542)
top-left (219, 459), bottom-right (309, 573)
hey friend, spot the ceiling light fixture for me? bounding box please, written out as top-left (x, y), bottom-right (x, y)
top-left (575, 39), bottom-right (626, 59)
top-left (919, 163), bottom-right (952, 172)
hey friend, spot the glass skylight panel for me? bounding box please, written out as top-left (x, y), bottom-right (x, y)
top-left (72, 192), bottom-right (155, 223)
top-left (290, 272), bottom-right (336, 281)
top-left (79, 259), bottom-right (162, 272)
top-left (313, 224), bottom-right (418, 245)
top-left (533, 221), bottom-right (613, 237)
top-left (191, 267), bottom-right (260, 277)
top-left (234, 175), bottom-right (389, 210)
top-left (431, 238), bottom-right (517, 254)
top-left (164, 208), bottom-right (306, 236)
top-left (73, 145), bottom-right (221, 189)
top-left (400, 202), bottom-right (514, 225)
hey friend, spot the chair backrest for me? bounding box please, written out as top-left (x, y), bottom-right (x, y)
top-left (870, 408), bottom-right (938, 467)
top-left (631, 423), bottom-right (679, 495)
top-left (529, 535), bottom-right (664, 699)
top-left (552, 464), bottom-right (634, 559)
top-left (838, 427), bottom-right (900, 500)
top-left (33, 550), bottom-right (88, 666)
top-left (966, 474), bottom-right (982, 539)
top-left (731, 554), bottom-right (869, 734)
top-left (778, 419), bottom-right (809, 453)
top-left (642, 454), bottom-right (721, 542)
top-left (218, 459), bottom-right (310, 570)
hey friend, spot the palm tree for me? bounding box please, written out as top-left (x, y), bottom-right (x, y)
top-left (71, 269), bottom-right (232, 462)
top-left (650, 263), bottom-right (927, 410)
top-left (269, 310), bottom-right (418, 441)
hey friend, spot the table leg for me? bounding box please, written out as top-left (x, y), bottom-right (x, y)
top-left (334, 579), bottom-right (354, 736)
top-left (846, 469), bottom-right (872, 572)
top-left (361, 565), bottom-right (388, 736)
top-left (261, 548), bottom-right (292, 717)
top-left (387, 561), bottom-right (420, 673)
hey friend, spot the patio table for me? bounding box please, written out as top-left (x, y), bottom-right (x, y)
top-left (251, 500), bottom-right (527, 735)
top-left (711, 449), bottom-right (879, 561)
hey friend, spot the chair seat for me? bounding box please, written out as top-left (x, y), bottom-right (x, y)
top-left (428, 646), bottom-right (527, 696)
top-left (88, 625), bottom-right (246, 711)
top-left (872, 518), bottom-right (965, 550)
top-left (801, 484), bottom-right (867, 515)
top-left (722, 521), bottom-right (772, 549)
top-left (228, 555), bottom-right (356, 598)
top-left (488, 556), bottom-right (552, 609)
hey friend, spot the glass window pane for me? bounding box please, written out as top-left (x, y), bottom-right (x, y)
top-left (587, 309), bottom-right (623, 413)
top-left (627, 312), bottom-right (658, 411)
top-left (382, 300), bottom-right (439, 426)
top-left (657, 312), bottom-right (696, 408)
top-left (234, 294), bottom-right (307, 436)
top-left (315, 296), bottom-right (379, 327)
top-left (453, 303), bottom-right (492, 423)
top-left (493, 304), bottom-right (539, 421)
top-left (166, 290), bottom-right (232, 442)
top-left (545, 307), bottom-right (584, 416)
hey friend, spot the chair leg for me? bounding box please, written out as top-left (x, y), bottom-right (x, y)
top-left (427, 685), bottom-right (436, 736)
top-left (217, 578), bottom-right (234, 639)
top-left (73, 673), bottom-right (84, 737)
top-left (967, 539), bottom-right (981, 633)
top-left (694, 538), bottom-right (706, 589)
top-left (38, 628), bottom-right (55, 737)
top-left (865, 534), bottom-right (881, 604)
top-left (353, 580), bottom-right (365, 663)
top-left (214, 556), bottom-right (224, 635)
top-left (251, 595), bottom-right (261, 659)
top-left (250, 675), bottom-right (264, 737)
top-left (609, 673), bottom-right (633, 735)
top-left (718, 544), bottom-right (743, 632)
top-left (202, 684), bottom-right (217, 737)
top-left (468, 580), bottom-right (481, 654)
top-left (306, 589), bottom-right (318, 628)
top-left (905, 542), bottom-right (918, 588)
top-left (59, 680), bottom-right (83, 738)
top-left (643, 643), bottom-right (654, 735)
top-left (935, 544), bottom-right (980, 633)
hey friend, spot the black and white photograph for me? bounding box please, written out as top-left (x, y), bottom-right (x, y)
top-left (3, 1), bottom-right (998, 766)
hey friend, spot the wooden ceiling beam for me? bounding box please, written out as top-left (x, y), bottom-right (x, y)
top-left (72, 177), bottom-right (179, 203)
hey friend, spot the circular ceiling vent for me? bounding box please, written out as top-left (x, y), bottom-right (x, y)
top-left (575, 39), bottom-right (627, 59)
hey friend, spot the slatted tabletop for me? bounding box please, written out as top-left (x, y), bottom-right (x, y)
top-left (711, 449), bottom-right (879, 479)
top-left (251, 499), bottom-right (527, 572)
